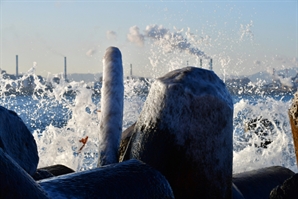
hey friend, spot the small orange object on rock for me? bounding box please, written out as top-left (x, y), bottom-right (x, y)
top-left (78, 136), bottom-right (88, 152)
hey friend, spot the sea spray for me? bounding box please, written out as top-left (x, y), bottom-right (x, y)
top-left (123, 77), bottom-right (149, 128)
top-left (233, 95), bottom-right (297, 173)
top-left (4, 72), bottom-right (145, 171)
top-left (33, 81), bottom-right (100, 171)
top-left (0, 71), bottom-right (296, 173)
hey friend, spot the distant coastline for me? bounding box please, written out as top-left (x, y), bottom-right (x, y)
top-left (1, 69), bottom-right (297, 96)
top-left (225, 77), bottom-right (298, 96)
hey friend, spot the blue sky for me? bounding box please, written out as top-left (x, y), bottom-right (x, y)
top-left (1, 1), bottom-right (297, 78)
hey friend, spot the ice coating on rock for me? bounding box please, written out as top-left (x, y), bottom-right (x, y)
top-left (98, 47), bottom-right (124, 166)
top-left (148, 67), bottom-right (232, 147)
top-left (129, 67), bottom-right (233, 198)
top-left (0, 106), bottom-right (39, 175)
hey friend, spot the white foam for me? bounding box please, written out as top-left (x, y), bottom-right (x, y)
top-left (233, 96), bottom-right (297, 173)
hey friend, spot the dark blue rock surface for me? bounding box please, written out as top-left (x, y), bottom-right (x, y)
top-left (39, 159), bottom-right (174, 199)
top-left (0, 106), bottom-right (38, 175)
top-left (0, 148), bottom-right (49, 199)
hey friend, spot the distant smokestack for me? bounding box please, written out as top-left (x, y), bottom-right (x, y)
top-left (64, 57), bottom-right (67, 80)
top-left (130, 64), bottom-right (132, 77)
top-left (272, 68), bottom-right (276, 82)
top-left (16, 55), bottom-right (19, 79)
top-left (200, 59), bottom-right (202, 67)
top-left (209, 59), bottom-right (213, 71)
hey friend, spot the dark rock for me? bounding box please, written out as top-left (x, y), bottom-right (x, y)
top-left (0, 148), bottom-right (49, 199)
top-left (119, 122), bottom-right (135, 162)
top-left (125, 67), bottom-right (233, 198)
top-left (39, 159), bottom-right (174, 199)
top-left (0, 106), bottom-right (38, 176)
top-left (270, 173), bottom-right (298, 199)
top-left (38, 164), bottom-right (74, 176)
top-left (32, 169), bottom-right (54, 181)
top-left (232, 183), bottom-right (245, 199)
top-left (33, 164), bottom-right (74, 180)
top-left (233, 166), bottom-right (294, 199)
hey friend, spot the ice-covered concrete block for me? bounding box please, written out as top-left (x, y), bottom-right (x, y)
top-left (0, 148), bottom-right (49, 199)
top-left (127, 67), bottom-right (233, 198)
top-left (98, 46), bottom-right (124, 166)
top-left (39, 159), bottom-right (174, 199)
top-left (0, 106), bottom-right (38, 175)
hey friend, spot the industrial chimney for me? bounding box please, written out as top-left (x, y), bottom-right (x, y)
top-left (130, 64), bottom-right (132, 77)
top-left (16, 55), bottom-right (19, 79)
top-left (64, 57), bottom-right (67, 80)
top-left (209, 59), bottom-right (213, 71)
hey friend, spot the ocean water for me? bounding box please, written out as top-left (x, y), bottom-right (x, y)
top-left (0, 75), bottom-right (297, 174)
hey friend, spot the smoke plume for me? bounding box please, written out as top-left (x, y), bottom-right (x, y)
top-left (127, 24), bottom-right (209, 58)
top-left (127, 26), bottom-right (145, 47)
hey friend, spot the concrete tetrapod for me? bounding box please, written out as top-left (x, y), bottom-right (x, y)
top-left (0, 148), bottom-right (49, 199)
top-left (0, 106), bottom-right (39, 176)
top-left (233, 166), bottom-right (294, 199)
top-left (125, 67), bottom-right (233, 198)
top-left (39, 159), bottom-right (174, 199)
top-left (98, 46), bottom-right (124, 167)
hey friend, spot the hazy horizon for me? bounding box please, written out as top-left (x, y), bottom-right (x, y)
top-left (1, 1), bottom-right (297, 78)
top-left (2, 64), bottom-right (297, 85)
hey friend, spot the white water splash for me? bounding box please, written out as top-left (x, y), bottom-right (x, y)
top-left (233, 96), bottom-right (297, 173)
